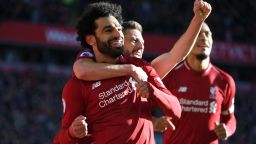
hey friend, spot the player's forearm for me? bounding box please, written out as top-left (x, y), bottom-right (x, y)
top-left (73, 59), bottom-right (135, 80)
top-left (169, 15), bottom-right (204, 62)
top-left (151, 16), bottom-right (204, 79)
top-left (148, 83), bottom-right (181, 119)
top-left (54, 129), bottom-right (77, 144)
top-left (223, 114), bottom-right (237, 137)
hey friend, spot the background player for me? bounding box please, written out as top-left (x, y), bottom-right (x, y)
top-left (161, 22), bottom-right (237, 144)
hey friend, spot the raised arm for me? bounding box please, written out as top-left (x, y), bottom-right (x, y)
top-left (151, 0), bottom-right (212, 79)
top-left (73, 58), bottom-right (148, 82)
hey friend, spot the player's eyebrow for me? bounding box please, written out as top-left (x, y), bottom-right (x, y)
top-left (102, 23), bottom-right (122, 31)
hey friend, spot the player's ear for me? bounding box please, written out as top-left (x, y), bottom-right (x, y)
top-left (85, 35), bottom-right (96, 46)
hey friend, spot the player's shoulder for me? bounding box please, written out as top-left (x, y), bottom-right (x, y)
top-left (125, 56), bottom-right (151, 67)
top-left (65, 76), bottom-right (91, 87)
top-left (165, 61), bottom-right (186, 77)
top-left (211, 64), bottom-right (235, 83)
top-left (64, 76), bottom-right (83, 89)
top-left (173, 61), bottom-right (185, 71)
top-left (161, 62), bottom-right (185, 83)
top-left (76, 48), bottom-right (95, 60)
top-left (64, 76), bottom-right (94, 94)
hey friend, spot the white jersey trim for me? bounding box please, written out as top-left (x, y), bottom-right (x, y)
top-left (222, 99), bottom-right (235, 115)
top-left (174, 63), bottom-right (184, 70)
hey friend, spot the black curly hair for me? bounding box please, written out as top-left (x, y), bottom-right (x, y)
top-left (76, 2), bottom-right (123, 49)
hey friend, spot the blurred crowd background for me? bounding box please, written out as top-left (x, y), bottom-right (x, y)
top-left (0, 0), bottom-right (256, 143)
top-left (1, 0), bottom-right (256, 44)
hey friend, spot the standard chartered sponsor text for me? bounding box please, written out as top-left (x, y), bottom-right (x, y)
top-left (98, 80), bottom-right (133, 108)
top-left (180, 98), bottom-right (208, 106)
top-left (182, 106), bottom-right (208, 113)
top-left (180, 98), bottom-right (209, 113)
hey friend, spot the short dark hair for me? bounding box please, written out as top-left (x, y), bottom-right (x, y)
top-left (76, 2), bottom-right (123, 49)
top-left (123, 20), bottom-right (143, 34)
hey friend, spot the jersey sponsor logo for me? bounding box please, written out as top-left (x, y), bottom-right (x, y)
top-left (98, 80), bottom-right (134, 108)
top-left (180, 98), bottom-right (208, 113)
top-left (92, 81), bottom-right (101, 90)
top-left (181, 105), bottom-right (208, 113)
top-left (209, 86), bottom-right (217, 99)
top-left (178, 86), bottom-right (188, 93)
top-left (180, 98), bottom-right (208, 106)
top-left (62, 98), bottom-right (66, 113)
top-left (179, 98), bottom-right (218, 114)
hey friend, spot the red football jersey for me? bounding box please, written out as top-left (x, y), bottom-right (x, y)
top-left (56, 56), bottom-right (181, 144)
top-left (53, 49), bottom-right (95, 144)
top-left (162, 60), bottom-right (236, 144)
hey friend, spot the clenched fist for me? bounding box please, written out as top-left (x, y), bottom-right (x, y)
top-left (68, 115), bottom-right (88, 139)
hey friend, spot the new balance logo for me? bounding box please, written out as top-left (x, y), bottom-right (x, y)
top-left (92, 81), bottom-right (101, 90)
top-left (178, 86), bottom-right (188, 93)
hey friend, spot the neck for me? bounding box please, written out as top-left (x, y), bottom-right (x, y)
top-left (92, 45), bottom-right (119, 64)
top-left (187, 56), bottom-right (210, 72)
top-left (95, 52), bottom-right (118, 64)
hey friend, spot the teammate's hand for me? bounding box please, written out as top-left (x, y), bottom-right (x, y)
top-left (214, 122), bottom-right (229, 140)
top-left (136, 81), bottom-right (150, 98)
top-left (68, 115), bottom-right (88, 139)
top-left (131, 65), bottom-right (148, 83)
top-left (153, 116), bottom-right (175, 132)
top-left (194, 0), bottom-right (212, 20)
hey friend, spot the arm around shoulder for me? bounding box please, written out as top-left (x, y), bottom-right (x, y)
top-left (74, 58), bottom-right (135, 80)
top-left (74, 58), bottom-right (148, 82)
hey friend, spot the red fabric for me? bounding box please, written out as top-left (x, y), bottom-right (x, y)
top-left (162, 60), bottom-right (236, 144)
top-left (54, 56), bottom-right (180, 144)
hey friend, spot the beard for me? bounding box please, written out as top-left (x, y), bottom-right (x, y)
top-left (95, 36), bottom-right (124, 58)
top-left (196, 53), bottom-right (208, 61)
